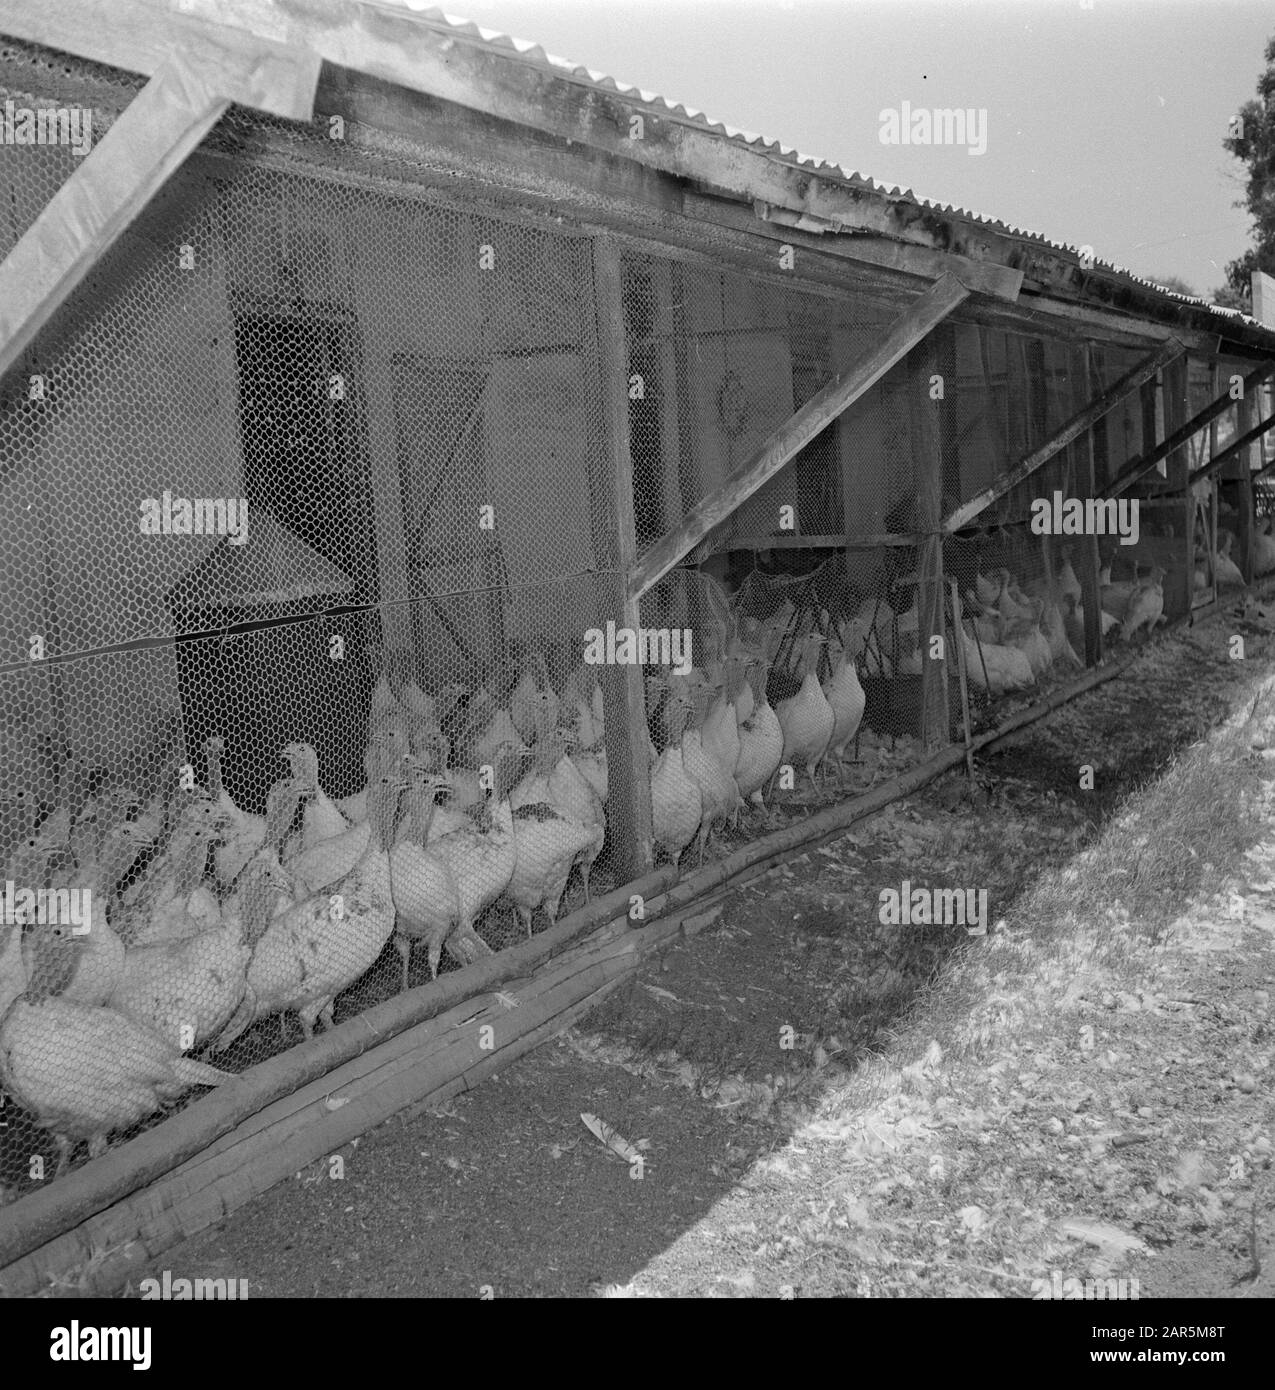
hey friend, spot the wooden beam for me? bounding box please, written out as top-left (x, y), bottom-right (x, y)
top-left (1163, 356), bottom-right (1194, 618)
top-left (1079, 345), bottom-right (1104, 666)
top-left (629, 273), bottom-right (972, 598)
top-left (1237, 390), bottom-right (1256, 582)
top-left (1003, 293), bottom-right (1222, 355)
top-left (592, 238), bottom-right (655, 879)
top-left (910, 336), bottom-right (948, 752)
top-left (1207, 363), bottom-right (1221, 591)
top-left (1102, 360), bottom-right (1275, 499)
top-left (748, 199), bottom-right (1022, 303)
top-left (0, 41), bottom-right (320, 386)
top-left (0, 0), bottom-right (320, 120)
top-left (1189, 412), bottom-right (1275, 487)
top-left (726, 532), bottom-right (930, 550)
top-left (942, 338), bottom-right (1182, 534)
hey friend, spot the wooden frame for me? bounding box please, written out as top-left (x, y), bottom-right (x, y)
top-left (941, 338), bottom-right (1182, 534)
top-left (1188, 411), bottom-right (1275, 487)
top-left (592, 238), bottom-right (655, 879)
top-left (1102, 361), bottom-right (1275, 499)
top-left (629, 273), bottom-right (975, 599)
top-left (0, 23), bottom-right (319, 384)
top-left (1162, 356), bottom-right (1194, 616)
top-left (1078, 345), bottom-right (1104, 664)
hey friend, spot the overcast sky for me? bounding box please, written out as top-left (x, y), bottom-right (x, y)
top-left (434, 0), bottom-right (1272, 299)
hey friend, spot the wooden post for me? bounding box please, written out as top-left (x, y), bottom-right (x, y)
top-left (592, 238), bottom-right (654, 880)
top-left (1238, 385), bottom-right (1258, 582)
top-left (950, 579), bottom-right (975, 780)
top-left (909, 336), bottom-right (948, 752)
top-left (1080, 346), bottom-right (1104, 665)
top-left (651, 262), bottom-right (686, 547)
top-left (1208, 364), bottom-right (1220, 595)
top-left (1163, 356), bottom-right (1194, 617)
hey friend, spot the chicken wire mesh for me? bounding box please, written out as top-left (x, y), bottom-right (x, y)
top-left (0, 37), bottom-right (1209, 1205)
top-left (0, 48), bottom-right (631, 1196)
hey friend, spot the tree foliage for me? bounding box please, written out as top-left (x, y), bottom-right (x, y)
top-left (1218, 34), bottom-right (1275, 310)
top-left (1153, 274), bottom-right (1198, 299)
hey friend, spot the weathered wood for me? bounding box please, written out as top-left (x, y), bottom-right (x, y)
top-left (909, 334), bottom-right (948, 752)
top-left (630, 274), bottom-right (972, 598)
top-left (731, 533), bottom-right (925, 550)
top-left (0, 0), bottom-right (321, 120)
top-left (0, 59), bottom-right (218, 384)
top-left (1207, 363), bottom-right (1221, 595)
top-left (950, 580), bottom-right (976, 780)
top-left (651, 261), bottom-right (686, 540)
top-left (1079, 346), bottom-right (1104, 666)
top-left (746, 197), bottom-right (1022, 303)
top-left (1237, 388), bottom-right (1258, 580)
top-left (162, 3), bottom-right (1275, 356)
top-left (592, 237), bottom-right (655, 879)
top-left (942, 338), bottom-right (1182, 534)
top-left (999, 293), bottom-right (1221, 354)
top-left (1102, 360), bottom-right (1275, 498)
top-left (1189, 412), bottom-right (1275, 487)
top-left (1164, 357), bottom-right (1194, 617)
top-left (0, 38), bottom-right (319, 387)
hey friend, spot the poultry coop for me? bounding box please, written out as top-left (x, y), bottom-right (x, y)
top-left (1, 3), bottom-right (1274, 1285)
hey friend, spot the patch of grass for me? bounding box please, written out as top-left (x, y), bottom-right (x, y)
top-left (824, 669), bottom-right (1275, 1120)
top-left (1013, 694), bottom-right (1266, 955)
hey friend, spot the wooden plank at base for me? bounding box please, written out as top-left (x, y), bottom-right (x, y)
top-left (0, 862), bottom-right (675, 1270)
top-left (909, 335), bottom-right (948, 752)
top-left (630, 273), bottom-right (971, 598)
top-left (942, 338), bottom-right (1182, 534)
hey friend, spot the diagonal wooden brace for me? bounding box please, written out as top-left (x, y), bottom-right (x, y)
top-left (629, 272), bottom-right (975, 600)
top-left (1101, 359), bottom-right (1275, 500)
top-left (0, 33), bottom-right (320, 385)
top-left (941, 337), bottom-right (1183, 534)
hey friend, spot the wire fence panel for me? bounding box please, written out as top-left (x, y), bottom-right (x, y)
top-left (0, 40), bottom-right (1204, 1211)
top-left (0, 45), bottom-right (630, 1200)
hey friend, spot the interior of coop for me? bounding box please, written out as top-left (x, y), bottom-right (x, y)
top-left (0, 126), bottom-right (1253, 810)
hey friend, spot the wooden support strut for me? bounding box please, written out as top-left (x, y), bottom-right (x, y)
top-left (909, 334), bottom-right (948, 753)
top-left (1101, 360), bottom-right (1275, 500)
top-left (1163, 356), bottom-right (1194, 618)
top-left (0, 35), bottom-right (320, 386)
top-left (592, 237), bottom-right (655, 879)
top-left (1190, 411), bottom-right (1275, 487)
top-left (1079, 344), bottom-right (1104, 666)
top-left (629, 272), bottom-right (973, 599)
top-left (940, 337), bottom-right (1183, 535)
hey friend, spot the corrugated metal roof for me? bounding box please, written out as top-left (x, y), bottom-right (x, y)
top-left (376, 1), bottom-right (1265, 333)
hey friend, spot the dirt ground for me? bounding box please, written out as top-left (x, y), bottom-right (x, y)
top-left (36, 599), bottom-right (1275, 1298)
